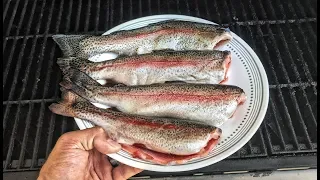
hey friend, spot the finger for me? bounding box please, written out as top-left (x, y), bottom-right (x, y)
top-left (94, 135), bottom-right (121, 154)
top-left (57, 126), bottom-right (121, 153)
top-left (112, 163), bottom-right (143, 180)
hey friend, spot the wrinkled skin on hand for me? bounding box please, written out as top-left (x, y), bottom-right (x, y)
top-left (38, 127), bottom-right (143, 180)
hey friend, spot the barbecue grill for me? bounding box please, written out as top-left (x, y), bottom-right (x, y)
top-left (3, 0), bottom-right (317, 178)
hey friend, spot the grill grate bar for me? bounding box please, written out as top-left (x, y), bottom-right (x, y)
top-left (61, 117), bottom-right (68, 134)
top-left (185, 0), bottom-right (191, 15)
top-left (84, 0), bottom-right (92, 32)
top-left (195, 1), bottom-right (200, 17)
top-left (236, 0), bottom-right (284, 154)
top-left (45, 74), bottom-right (62, 158)
top-left (147, 0), bottom-right (152, 15)
top-left (241, 0), bottom-right (300, 150)
top-left (3, 0), bottom-right (47, 170)
top-left (45, 0), bottom-right (73, 157)
top-left (204, 0), bottom-right (211, 20)
top-left (237, 0), bottom-right (258, 51)
top-left (222, 0), bottom-right (232, 24)
top-left (104, 0), bottom-right (110, 30)
top-left (3, 0), bottom-right (11, 22)
top-left (138, 0), bottom-right (142, 17)
top-left (269, 99), bottom-right (287, 150)
top-left (285, 1), bottom-right (317, 81)
top-left (129, 0), bottom-right (133, 20)
top-left (3, 0), bottom-right (38, 136)
top-left (258, 127), bottom-right (267, 155)
top-left (65, 0), bottom-right (73, 32)
top-left (3, 99), bottom-right (57, 105)
top-left (94, 0), bottom-right (101, 33)
top-left (292, 0), bottom-right (317, 43)
top-left (157, 0), bottom-right (160, 14)
top-left (227, 0), bottom-right (245, 50)
top-left (3, 18), bottom-right (317, 40)
top-left (45, 114), bottom-right (56, 158)
top-left (3, 0), bottom-right (29, 89)
top-left (74, 0), bottom-right (82, 32)
top-left (166, 0), bottom-right (170, 13)
top-left (262, 119), bottom-right (275, 154)
top-left (299, 0), bottom-right (316, 17)
top-left (264, 0), bottom-right (316, 140)
top-left (248, 0), bottom-right (302, 150)
top-left (4, 0), bottom-right (20, 38)
top-left (268, 82), bottom-right (317, 89)
top-left (29, 0), bottom-right (59, 168)
top-left (45, 57), bottom-right (62, 158)
top-left (176, 0), bottom-right (181, 14)
top-left (110, 0), bottom-right (114, 27)
top-left (120, 0), bottom-right (123, 23)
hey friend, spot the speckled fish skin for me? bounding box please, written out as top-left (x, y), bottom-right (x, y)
top-left (61, 69), bottom-right (246, 127)
top-left (52, 20), bottom-right (232, 59)
top-left (49, 99), bottom-right (222, 156)
top-left (57, 50), bottom-right (231, 85)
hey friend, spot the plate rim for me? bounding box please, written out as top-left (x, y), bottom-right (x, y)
top-left (74, 14), bottom-right (269, 172)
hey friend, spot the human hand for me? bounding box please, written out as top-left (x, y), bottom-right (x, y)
top-left (38, 127), bottom-right (143, 180)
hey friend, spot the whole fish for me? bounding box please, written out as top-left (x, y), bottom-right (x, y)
top-left (57, 50), bottom-right (231, 85)
top-left (61, 69), bottom-right (246, 127)
top-left (49, 91), bottom-right (222, 165)
top-left (52, 20), bottom-right (232, 59)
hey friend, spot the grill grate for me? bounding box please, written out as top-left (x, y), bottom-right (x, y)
top-left (3, 0), bottom-right (317, 177)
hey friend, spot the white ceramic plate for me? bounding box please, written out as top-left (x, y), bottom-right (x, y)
top-left (74, 15), bottom-right (269, 172)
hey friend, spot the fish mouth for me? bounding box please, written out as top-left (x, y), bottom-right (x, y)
top-left (213, 31), bottom-right (233, 49)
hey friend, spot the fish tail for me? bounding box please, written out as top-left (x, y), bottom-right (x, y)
top-left (59, 78), bottom-right (89, 98)
top-left (57, 57), bottom-right (90, 75)
top-left (59, 74), bottom-right (97, 103)
top-left (66, 68), bottom-right (101, 86)
top-left (52, 34), bottom-right (91, 57)
top-left (49, 103), bottom-right (75, 117)
top-left (60, 87), bottom-right (87, 104)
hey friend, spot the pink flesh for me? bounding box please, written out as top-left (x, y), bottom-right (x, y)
top-left (219, 54), bottom-right (231, 84)
top-left (121, 138), bottom-right (219, 165)
top-left (229, 93), bottom-right (247, 118)
top-left (214, 39), bottom-right (230, 49)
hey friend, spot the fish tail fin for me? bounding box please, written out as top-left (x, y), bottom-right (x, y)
top-left (59, 72), bottom-right (98, 102)
top-left (57, 57), bottom-right (90, 75)
top-left (52, 34), bottom-right (91, 57)
top-left (59, 78), bottom-right (89, 98)
top-left (60, 87), bottom-right (87, 104)
top-left (49, 103), bottom-right (75, 117)
top-left (66, 68), bottom-right (101, 86)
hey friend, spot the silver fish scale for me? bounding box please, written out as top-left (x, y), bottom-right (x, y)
top-left (71, 102), bottom-right (217, 155)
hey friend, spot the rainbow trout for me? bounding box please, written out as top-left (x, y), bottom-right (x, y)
top-left (52, 20), bottom-right (232, 59)
top-left (57, 50), bottom-right (231, 85)
top-left (49, 91), bottom-right (222, 165)
top-left (61, 69), bottom-right (246, 127)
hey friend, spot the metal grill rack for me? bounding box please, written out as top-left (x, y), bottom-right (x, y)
top-left (3, 0), bottom-right (317, 177)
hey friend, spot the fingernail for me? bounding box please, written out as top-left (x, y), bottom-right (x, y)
top-left (107, 139), bottom-right (121, 148)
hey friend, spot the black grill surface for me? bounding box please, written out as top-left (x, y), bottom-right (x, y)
top-left (3, 0), bottom-right (317, 177)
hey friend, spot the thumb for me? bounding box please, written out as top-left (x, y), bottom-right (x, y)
top-left (58, 126), bottom-right (122, 154)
